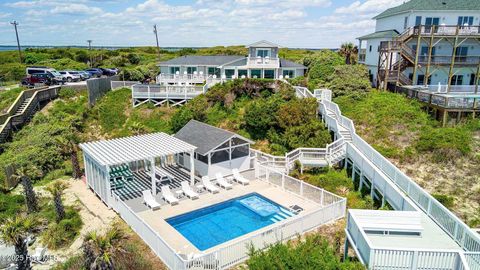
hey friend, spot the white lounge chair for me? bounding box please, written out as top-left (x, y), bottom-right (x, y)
top-left (161, 186), bottom-right (179, 205)
top-left (232, 169), bottom-right (249, 185)
top-left (215, 173), bottom-right (232, 190)
top-left (31, 247), bottom-right (47, 264)
top-left (142, 190), bottom-right (161, 210)
top-left (181, 181), bottom-right (199, 199)
top-left (202, 176), bottom-right (219, 194)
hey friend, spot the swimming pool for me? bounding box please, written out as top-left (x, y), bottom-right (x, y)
top-left (166, 193), bottom-right (295, 251)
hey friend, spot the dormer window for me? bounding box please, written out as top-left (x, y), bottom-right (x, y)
top-left (256, 49), bottom-right (271, 58)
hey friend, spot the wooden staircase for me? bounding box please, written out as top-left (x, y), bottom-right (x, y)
top-left (377, 28), bottom-right (418, 87)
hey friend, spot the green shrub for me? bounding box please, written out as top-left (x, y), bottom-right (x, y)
top-left (324, 65), bottom-right (371, 97)
top-left (416, 126), bottom-right (471, 161)
top-left (304, 50), bottom-right (344, 81)
top-left (0, 193), bottom-right (25, 221)
top-left (59, 88), bottom-right (76, 99)
top-left (432, 193), bottom-right (455, 209)
top-left (246, 234), bottom-right (363, 269)
top-left (244, 95), bottom-right (285, 139)
top-left (0, 87), bottom-right (23, 113)
top-left (41, 207), bottom-right (83, 249)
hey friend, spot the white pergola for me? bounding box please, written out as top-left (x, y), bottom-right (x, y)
top-left (80, 133), bottom-right (197, 200)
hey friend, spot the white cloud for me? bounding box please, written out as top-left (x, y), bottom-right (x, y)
top-left (0, 12), bottom-right (12, 19)
top-left (335, 0), bottom-right (403, 16)
top-left (51, 4), bottom-right (102, 15)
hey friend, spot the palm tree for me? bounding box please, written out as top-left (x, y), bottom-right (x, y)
top-left (82, 228), bottom-right (125, 270)
top-left (13, 166), bottom-right (39, 213)
top-left (56, 130), bottom-right (82, 179)
top-left (0, 216), bottom-right (36, 270)
top-left (339, 42), bottom-right (359, 65)
top-left (45, 181), bottom-right (69, 222)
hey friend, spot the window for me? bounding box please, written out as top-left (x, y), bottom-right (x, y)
top-left (225, 69), bottom-right (235, 78)
top-left (231, 137), bottom-right (248, 146)
top-left (458, 16), bottom-right (474, 26)
top-left (417, 75), bottom-right (431, 85)
top-left (470, 74), bottom-right (476, 86)
top-left (211, 150), bottom-right (229, 164)
top-left (420, 46), bottom-right (435, 62)
top-left (207, 67), bottom-right (220, 77)
top-left (404, 16), bottom-right (409, 29)
top-left (250, 69), bottom-right (261, 78)
top-left (282, 70), bottom-right (294, 78)
top-left (369, 45), bottom-right (372, 52)
top-left (170, 66), bottom-right (180, 74)
top-left (451, 75), bottom-right (464, 85)
top-left (238, 69), bottom-right (248, 78)
top-left (196, 153), bottom-right (208, 164)
top-left (186, 67), bottom-right (197, 74)
top-left (231, 145), bottom-right (249, 159)
top-left (455, 46), bottom-right (468, 62)
top-left (264, 69), bottom-right (275, 79)
top-left (256, 49), bottom-right (270, 58)
top-left (415, 16), bottom-right (422, 26)
top-left (425, 17), bottom-right (440, 33)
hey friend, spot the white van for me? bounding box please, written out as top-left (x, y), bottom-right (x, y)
top-left (26, 66), bottom-right (64, 84)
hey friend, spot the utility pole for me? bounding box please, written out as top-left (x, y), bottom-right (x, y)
top-left (10, 21), bottom-right (22, 63)
top-left (87, 40), bottom-right (92, 67)
top-left (153, 24), bottom-right (161, 60)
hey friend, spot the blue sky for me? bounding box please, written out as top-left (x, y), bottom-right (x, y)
top-left (0, 0), bottom-right (403, 48)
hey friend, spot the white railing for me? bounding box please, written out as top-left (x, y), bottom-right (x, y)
top-left (111, 159), bottom-right (346, 270)
top-left (157, 73), bottom-right (226, 85)
top-left (111, 80), bottom-right (140, 90)
top-left (181, 162), bottom-right (346, 269)
top-left (369, 248), bottom-right (468, 270)
top-left (111, 197), bottom-right (187, 270)
top-left (132, 84), bottom-right (205, 99)
top-left (247, 57), bottom-right (279, 66)
top-left (293, 86), bottom-right (315, 99)
top-left (465, 253), bottom-right (480, 270)
top-left (315, 87), bottom-right (480, 269)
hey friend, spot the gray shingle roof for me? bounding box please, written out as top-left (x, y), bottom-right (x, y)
top-left (174, 120), bottom-right (252, 155)
top-left (159, 55), bottom-right (244, 66)
top-left (280, 59), bottom-right (307, 69)
top-left (374, 0), bottom-right (480, 19)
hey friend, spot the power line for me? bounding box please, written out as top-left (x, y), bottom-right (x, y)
top-left (10, 20), bottom-right (22, 63)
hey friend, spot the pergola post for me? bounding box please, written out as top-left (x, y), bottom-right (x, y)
top-left (190, 150), bottom-right (195, 185)
top-left (150, 158), bottom-right (156, 195)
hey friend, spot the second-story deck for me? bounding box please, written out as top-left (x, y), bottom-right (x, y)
top-left (131, 84), bottom-right (208, 107)
top-left (395, 85), bottom-right (479, 111)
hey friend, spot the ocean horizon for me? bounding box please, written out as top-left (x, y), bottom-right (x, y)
top-left (0, 45), bottom-right (328, 52)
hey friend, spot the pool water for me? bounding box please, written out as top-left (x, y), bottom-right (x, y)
top-left (166, 193), bottom-right (295, 251)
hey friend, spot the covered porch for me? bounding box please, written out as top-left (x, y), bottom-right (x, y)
top-left (79, 132), bottom-right (197, 207)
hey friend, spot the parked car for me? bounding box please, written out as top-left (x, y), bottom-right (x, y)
top-left (26, 66), bottom-right (64, 83)
top-left (99, 68), bottom-right (116, 76)
top-left (85, 68), bottom-right (103, 78)
top-left (109, 68), bottom-right (119, 75)
top-left (59, 71), bottom-right (81, 82)
top-left (21, 73), bottom-right (55, 87)
top-left (78, 71), bottom-right (91, 80)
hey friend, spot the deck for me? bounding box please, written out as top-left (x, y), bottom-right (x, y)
top-left (106, 164), bottom-right (346, 269)
top-left (112, 165), bottom-right (201, 202)
top-left (133, 171), bottom-right (321, 254)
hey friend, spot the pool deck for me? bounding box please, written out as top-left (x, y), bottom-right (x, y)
top-left (129, 170), bottom-right (320, 254)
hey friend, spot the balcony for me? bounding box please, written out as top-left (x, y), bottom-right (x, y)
top-left (246, 57), bottom-right (279, 68)
top-left (413, 25), bottom-right (480, 37)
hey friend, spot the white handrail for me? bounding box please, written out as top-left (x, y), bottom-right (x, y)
top-left (314, 86), bottom-right (480, 269)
